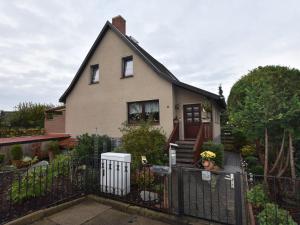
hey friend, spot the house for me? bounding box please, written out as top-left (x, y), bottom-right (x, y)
top-left (57, 16), bottom-right (226, 164)
top-left (44, 106), bottom-right (66, 134)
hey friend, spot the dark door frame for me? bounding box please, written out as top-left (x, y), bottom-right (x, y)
top-left (183, 104), bottom-right (202, 140)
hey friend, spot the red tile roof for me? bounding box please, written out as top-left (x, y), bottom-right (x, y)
top-left (0, 134), bottom-right (70, 146)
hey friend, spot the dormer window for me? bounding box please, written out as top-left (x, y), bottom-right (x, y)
top-left (90, 64), bottom-right (99, 84)
top-left (122, 56), bottom-right (133, 78)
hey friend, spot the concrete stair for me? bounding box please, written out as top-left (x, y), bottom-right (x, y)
top-left (175, 140), bottom-right (195, 166)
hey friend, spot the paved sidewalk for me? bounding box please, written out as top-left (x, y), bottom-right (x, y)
top-left (30, 199), bottom-right (170, 225)
top-left (223, 151), bottom-right (242, 173)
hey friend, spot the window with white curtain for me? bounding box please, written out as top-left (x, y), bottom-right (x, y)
top-left (90, 64), bottom-right (99, 84)
top-left (128, 102), bottom-right (142, 122)
top-left (144, 101), bottom-right (159, 122)
top-left (128, 100), bottom-right (159, 124)
top-left (122, 56), bottom-right (133, 77)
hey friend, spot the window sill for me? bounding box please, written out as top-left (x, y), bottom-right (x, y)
top-left (127, 122), bottom-right (160, 126)
top-left (121, 75), bottom-right (134, 79)
top-left (89, 81), bottom-right (99, 85)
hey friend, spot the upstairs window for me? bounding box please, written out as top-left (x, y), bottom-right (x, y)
top-left (90, 64), bottom-right (99, 84)
top-left (128, 100), bottom-right (159, 124)
top-left (122, 56), bottom-right (133, 78)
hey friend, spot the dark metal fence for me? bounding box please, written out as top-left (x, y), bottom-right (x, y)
top-left (85, 157), bottom-right (170, 213)
top-left (0, 157), bottom-right (86, 224)
top-left (2, 155), bottom-right (299, 225)
top-left (0, 156), bottom-right (170, 224)
top-left (246, 174), bottom-right (300, 225)
top-left (170, 166), bottom-right (243, 225)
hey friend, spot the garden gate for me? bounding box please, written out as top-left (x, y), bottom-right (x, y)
top-left (170, 166), bottom-right (244, 225)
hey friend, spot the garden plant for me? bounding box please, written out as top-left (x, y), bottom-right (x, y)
top-left (120, 121), bottom-right (167, 170)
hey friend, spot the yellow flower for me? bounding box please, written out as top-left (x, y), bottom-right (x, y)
top-left (200, 151), bottom-right (216, 159)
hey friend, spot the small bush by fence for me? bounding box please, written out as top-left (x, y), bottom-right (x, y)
top-left (246, 174), bottom-right (300, 224)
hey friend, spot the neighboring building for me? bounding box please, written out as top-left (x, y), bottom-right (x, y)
top-left (58, 16), bottom-right (225, 148)
top-left (44, 106), bottom-right (66, 134)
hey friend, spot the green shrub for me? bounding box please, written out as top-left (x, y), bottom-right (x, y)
top-left (231, 128), bottom-right (248, 151)
top-left (47, 141), bottom-right (60, 154)
top-left (249, 165), bottom-right (264, 175)
top-left (246, 184), bottom-right (269, 208)
top-left (201, 141), bottom-right (224, 167)
top-left (241, 145), bottom-right (255, 157)
top-left (120, 122), bottom-right (167, 170)
top-left (244, 156), bottom-right (258, 167)
top-left (0, 154), bottom-right (4, 164)
top-left (10, 144), bottom-right (23, 160)
top-left (11, 154), bottom-right (70, 203)
top-left (74, 133), bottom-right (112, 159)
top-left (257, 203), bottom-right (297, 225)
top-left (136, 169), bottom-right (155, 188)
top-left (220, 125), bottom-right (248, 152)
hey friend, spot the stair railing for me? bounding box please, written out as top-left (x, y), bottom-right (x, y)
top-left (193, 123), bottom-right (204, 163)
top-left (166, 119), bottom-right (179, 152)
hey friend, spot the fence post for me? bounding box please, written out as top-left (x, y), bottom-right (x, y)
top-left (178, 167), bottom-right (184, 216)
top-left (234, 172), bottom-right (243, 225)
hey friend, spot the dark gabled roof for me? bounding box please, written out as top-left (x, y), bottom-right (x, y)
top-left (45, 105), bottom-right (65, 112)
top-left (59, 21), bottom-right (226, 109)
top-left (59, 21), bottom-right (177, 102)
top-left (126, 36), bottom-right (179, 82)
top-left (174, 81), bottom-right (226, 109)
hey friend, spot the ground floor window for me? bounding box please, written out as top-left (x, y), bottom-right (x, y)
top-left (128, 100), bottom-right (159, 124)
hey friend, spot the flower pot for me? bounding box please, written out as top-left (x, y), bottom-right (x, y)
top-left (202, 160), bottom-right (215, 171)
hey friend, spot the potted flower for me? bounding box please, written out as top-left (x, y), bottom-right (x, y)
top-left (200, 150), bottom-right (216, 171)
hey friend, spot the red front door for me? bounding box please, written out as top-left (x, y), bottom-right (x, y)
top-left (183, 104), bottom-right (201, 139)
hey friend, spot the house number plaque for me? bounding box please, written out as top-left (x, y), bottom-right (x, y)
top-left (201, 171), bottom-right (211, 181)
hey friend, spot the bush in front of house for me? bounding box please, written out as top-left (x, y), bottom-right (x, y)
top-left (246, 184), bottom-right (269, 208)
top-left (11, 154), bottom-right (70, 203)
top-left (249, 165), bottom-right (264, 175)
top-left (244, 155), bottom-right (264, 175)
top-left (47, 141), bottom-right (60, 154)
top-left (74, 133), bottom-right (112, 159)
top-left (136, 169), bottom-right (155, 188)
top-left (244, 155), bottom-right (258, 167)
top-left (10, 144), bottom-right (23, 160)
top-left (201, 141), bottom-right (224, 167)
top-left (241, 145), bottom-right (256, 157)
top-left (120, 122), bottom-right (167, 170)
top-left (257, 203), bottom-right (297, 225)
top-left (46, 140), bottom-right (61, 162)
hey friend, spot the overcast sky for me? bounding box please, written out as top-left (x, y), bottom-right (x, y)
top-left (1, 0), bottom-right (300, 110)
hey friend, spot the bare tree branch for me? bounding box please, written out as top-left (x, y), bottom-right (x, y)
top-left (277, 149), bottom-right (290, 177)
top-left (270, 130), bottom-right (285, 174)
top-left (289, 132), bottom-right (296, 180)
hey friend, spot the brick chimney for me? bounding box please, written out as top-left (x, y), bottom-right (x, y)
top-left (112, 15), bottom-right (126, 35)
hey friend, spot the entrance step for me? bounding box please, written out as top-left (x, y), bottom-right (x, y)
top-left (176, 152), bottom-right (194, 159)
top-left (176, 140), bottom-right (195, 145)
top-left (176, 158), bottom-right (194, 164)
top-left (175, 140), bottom-right (195, 166)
